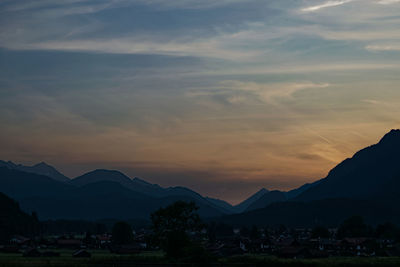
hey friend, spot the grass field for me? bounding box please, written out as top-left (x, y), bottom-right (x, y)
top-left (1, 250), bottom-right (400, 267)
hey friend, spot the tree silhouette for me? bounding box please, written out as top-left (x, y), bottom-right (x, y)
top-left (250, 225), bottom-right (260, 240)
top-left (151, 201), bottom-right (203, 258)
top-left (337, 216), bottom-right (372, 238)
top-left (311, 226), bottom-right (330, 239)
top-left (112, 221), bottom-right (134, 245)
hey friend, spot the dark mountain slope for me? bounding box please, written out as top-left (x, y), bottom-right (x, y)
top-left (206, 197), bottom-right (236, 214)
top-left (0, 167), bottom-right (77, 199)
top-left (285, 179), bottom-right (322, 199)
top-left (245, 190), bottom-right (287, 211)
top-left (18, 188), bottom-right (224, 220)
top-left (79, 181), bottom-right (153, 199)
top-left (0, 192), bottom-right (38, 243)
top-left (71, 170), bottom-right (234, 214)
top-left (217, 129), bottom-right (400, 227)
top-left (0, 161), bottom-right (69, 182)
top-left (218, 196), bottom-right (400, 227)
top-left (71, 170), bottom-right (166, 197)
top-left (234, 188), bottom-right (269, 213)
top-left (0, 168), bottom-right (225, 220)
top-left (71, 169), bottom-right (133, 187)
top-left (297, 129), bottom-right (400, 201)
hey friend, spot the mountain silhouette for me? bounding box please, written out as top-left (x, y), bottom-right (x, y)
top-left (285, 180), bottom-right (322, 199)
top-left (0, 167), bottom-right (76, 199)
top-left (296, 129), bottom-right (400, 201)
top-left (0, 167), bottom-right (228, 220)
top-left (245, 190), bottom-right (287, 211)
top-left (71, 169), bottom-right (234, 214)
top-left (2, 129), bottom-right (400, 225)
top-left (233, 188), bottom-right (269, 213)
top-left (218, 196), bottom-right (400, 227)
top-left (71, 169), bottom-right (134, 187)
top-left (205, 197), bottom-right (237, 213)
top-left (0, 160), bottom-right (70, 182)
top-left (217, 129), bottom-right (400, 226)
top-left (0, 160), bottom-right (269, 215)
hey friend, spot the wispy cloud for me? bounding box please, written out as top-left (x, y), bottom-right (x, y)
top-left (366, 44), bottom-right (400, 51)
top-left (187, 81), bottom-right (330, 105)
top-left (2, 37), bottom-right (262, 61)
top-left (377, 0), bottom-right (400, 4)
top-left (301, 0), bottom-right (353, 12)
top-left (301, 0), bottom-right (400, 13)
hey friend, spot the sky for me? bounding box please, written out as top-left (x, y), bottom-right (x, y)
top-left (1, 0), bottom-right (400, 204)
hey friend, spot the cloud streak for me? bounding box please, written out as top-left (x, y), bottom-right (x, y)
top-left (301, 0), bottom-right (353, 12)
top-left (366, 44), bottom-right (400, 51)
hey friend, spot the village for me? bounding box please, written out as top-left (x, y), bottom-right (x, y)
top-left (2, 222), bottom-right (400, 260)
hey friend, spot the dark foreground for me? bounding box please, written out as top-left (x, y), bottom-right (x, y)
top-left (1, 250), bottom-right (400, 267)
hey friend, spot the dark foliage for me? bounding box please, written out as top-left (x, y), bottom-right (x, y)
top-left (0, 192), bottom-right (39, 243)
top-left (207, 222), bottom-right (234, 241)
top-left (151, 201), bottom-right (203, 258)
top-left (375, 222), bottom-right (400, 240)
top-left (337, 216), bottom-right (373, 238)
top-left (311, 226), bottom-right (331, 238)
top-left (112, 221), bottom-right (134, 245)
top-left (41, 220), bottom-right (107, 235)
top-left (250, 225), bottom-right (260, 239)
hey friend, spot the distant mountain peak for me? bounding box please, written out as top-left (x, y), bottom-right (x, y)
top-left (233, 187), bottom-right (270, 213)
top-left (90, 169), bottom-right (128, 176)
top-left (245, 190), bottom-right (287, 211)
top-left (379, 129), bottom-right (400, 145)
top-left (34, 161), bottom-right (50, 167)
top-left (296, 129), bottom-right (400, 201)
top-left (0, 160), bottom-right (16, 168)
top-left (77, 169), bottom-right (132, 181)
top-left (0, 160), bottom-right (70, 182)
top-left (258, 188), bottom-right (269, 194)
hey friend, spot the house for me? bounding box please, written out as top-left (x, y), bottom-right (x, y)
top-left (96, 234), bottom-right (112, 248)
top-left (249, 238), bottom-right (273, 253)
top-left (10, 235), bottom-right (31, 247)
top-left (340, 238), bottom-right (376, 256)
top-left (207, 238), bottom-right (247, 257)
top-left (309, 238), bottom-right (339, 253)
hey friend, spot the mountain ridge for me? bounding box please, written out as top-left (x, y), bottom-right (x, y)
top-left (295, 129), bottom-right (400, 201)
top-left (216, 129), bottom-right (400, 226)
top-left (0, 167), bottom-right (226, 220)
top-left (2, 128), bottom-right (400, 225)
top-left (0, 160), bottom-right (70, 182)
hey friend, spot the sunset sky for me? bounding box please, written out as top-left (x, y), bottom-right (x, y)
top-left (1, 0), bottom-right (400, 203)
